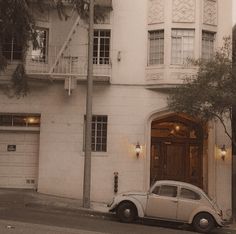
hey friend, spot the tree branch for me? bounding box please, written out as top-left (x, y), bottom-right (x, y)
top-left (212, 112), bottom-right (236, 146)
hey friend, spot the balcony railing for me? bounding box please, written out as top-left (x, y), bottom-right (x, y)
top-left (2, 45), bottom-right (111, 80)
top-left (25, 55), bottom-right (111, 79)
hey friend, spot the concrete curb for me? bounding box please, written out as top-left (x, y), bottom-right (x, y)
top-left (25, 202), bottom-right (236, 232)
top-left (25, 201), bottom-right (116, 220)
top-left (1, 188), bottom-right (236, 232)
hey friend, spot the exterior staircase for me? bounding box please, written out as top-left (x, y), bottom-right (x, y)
top-left (25, 0), bottom-right (112, 81)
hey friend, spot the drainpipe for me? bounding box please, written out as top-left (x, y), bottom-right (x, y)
top-left (83, 0), bottom-right (94, 209)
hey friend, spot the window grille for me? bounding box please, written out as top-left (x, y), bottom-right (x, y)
top-left (2, 36), bottom-right (22, 61)
top-left (0, 114), bottom-right (40, 127)
top-left (93, 30), bottom-right (110, 65)
top-left (31, 28), bottom-right (48, 62)
top-left (202, 31), bottom-right (215, 60)
top-left (84, 115), bottom-right (108, 152)
top-left (148, 30), bottom-right (164, 65)
top-left (171, 29), bottom-right (195, 64)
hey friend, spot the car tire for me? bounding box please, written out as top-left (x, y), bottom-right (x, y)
top-left (117, 202), bottom-right (137, 223)
top-left (192, 212), bottom-right (215, 233)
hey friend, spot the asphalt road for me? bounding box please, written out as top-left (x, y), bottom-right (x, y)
top-left (0, 206), bottom-right (235, 234)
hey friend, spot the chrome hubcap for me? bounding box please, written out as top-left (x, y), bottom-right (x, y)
top-left (199, 218), bottom-right (209, 228)
top-left (123, 208), bottom-right (131, 217)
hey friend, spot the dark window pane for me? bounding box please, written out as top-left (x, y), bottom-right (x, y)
top-left (152, 186), bottom-right (160, 195)
top-left (31, 28), bottom-right (48, 62)
top-left (96, 144), bottom-right (102, 151)
top-left (90, 115), bottom-right (108, 152)
top-left (102, 144), bottom-right (107, 151)
top-left (3, 36), bottom-right (22, 60)
top-left (105, 31), bottom-right (110, 37)
top-left (13, 116), bottom-right (26, 126)
top-left (97, 116), bottom-right (102, 122)
top-left (180, 188), bottom-right (201, 200)
top-left (93, 30), bottom-right (110, 65)
top-left (92, 144), bottom-right (95, 151)
top-left (0, 115), bottom-right (12, 126)
top-left (0, 114), bottom-right (40, 127)
top-left (159, 185), bottom-right (177, 197)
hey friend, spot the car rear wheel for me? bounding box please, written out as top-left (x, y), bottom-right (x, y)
top-left (117, 202), bottom-right (137, 223)
top-left (192, 212), bottom-right (215, 233)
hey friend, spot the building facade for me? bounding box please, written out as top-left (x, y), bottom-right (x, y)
top-left (0, 0), bottom-right (233, 220)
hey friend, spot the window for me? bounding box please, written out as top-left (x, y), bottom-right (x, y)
top-left (2, 35), bottom-right (22, 60)
top-left (92, 115), bottom-right (108, 152)
top-left (171, 29), bottom-right (195, 64)
top-left (148, 30), bottom-right (164, 65)
top-left (0, 114), bottom-right (40, 127)
top-left (84, 115), bottom-right (108, 152)
top-left (151, 186), bottom-right (160, 195)
top-left (180, 188), bottom-right (201, 200)
top-left (159, 185), bottom-right (177, 197)
top-left (31, 28), bottom-right (48, 62)
top-left (93, 30), bottom-right (110, 65)
top-left (202, 31), bottom-right (215, 60)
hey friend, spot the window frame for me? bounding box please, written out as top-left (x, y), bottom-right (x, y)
top-left (84, 115), bottom-right (108, 153)
top-left (2, 35), bottom-right (23, 61)
top-left (0, 114), bottom-right (41, 127)
top-left (201, 31), bottom-right (216, 61)
top-left (31, 27), bottom-right (49, 63)
top-left (179, 187), bottom-right (201, 200)
top-left (93, 29), bottom-right (111, 65)
top-left (171, 29), bottom-right (195, 65)
top-left (148, 30), bottom-right (164, 65)
top-left (152, 185), bottom-right (178, 198)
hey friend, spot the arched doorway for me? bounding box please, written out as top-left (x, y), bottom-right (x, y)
top-left (150, 114), bottom-right (203, 188)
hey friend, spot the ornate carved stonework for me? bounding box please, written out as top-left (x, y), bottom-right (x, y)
top-left (172, 0), bottom-right (195, 23)
top-left (203, 0), bottom-right (217, 25)
top-left (170, 71), bottom-right (196, 82)
top-left (170, 72), bottom-right (187, 81)
top-left (146, 72), bottom-right (164, 81)
top-left (148, 0), bottom-right (164, 24)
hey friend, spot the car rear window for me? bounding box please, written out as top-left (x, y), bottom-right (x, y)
top-left (180, 188), bottom-right (201, 200)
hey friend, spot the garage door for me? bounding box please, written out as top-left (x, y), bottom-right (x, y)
top-left (0, 132), bottom-right (39, 189)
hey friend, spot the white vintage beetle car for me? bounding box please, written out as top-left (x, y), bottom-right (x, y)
top-left (108, 180), bottom-right (224, 233)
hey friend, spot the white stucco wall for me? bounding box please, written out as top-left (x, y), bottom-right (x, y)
top-left (2, 83), bottom-right (165, 202)
top-left (0, 0), bottom-right (233, 219)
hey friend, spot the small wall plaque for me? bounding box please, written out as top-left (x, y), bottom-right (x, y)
top-left (7, 145), bottom-right (16, 152)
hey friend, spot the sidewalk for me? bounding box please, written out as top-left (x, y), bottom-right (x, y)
top-left (0, 188), bottom-right (113, 219)
top-left (0, 188), bottom-right (236, 232)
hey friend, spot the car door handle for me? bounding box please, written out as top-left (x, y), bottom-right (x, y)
top-left (171, 200), bottom-right (178, 203)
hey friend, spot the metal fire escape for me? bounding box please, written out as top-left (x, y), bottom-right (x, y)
top-left (24, 0), bottom-right (112, 94)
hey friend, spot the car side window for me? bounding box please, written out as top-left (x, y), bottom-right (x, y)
top-left (180, 188), bottom-right (201, 200)
top-left (152, 186), bottom-right (160, 195)
top-left (159, 185), bottom-right (177, 197)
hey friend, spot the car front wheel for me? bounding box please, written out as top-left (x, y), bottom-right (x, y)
top-left (117, 202), bottom-right (137, 223)
top-left (192, 212), bottom-right (215, 233)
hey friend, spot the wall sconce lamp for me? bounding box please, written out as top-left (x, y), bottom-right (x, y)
top-left (221, 144), bottom-right (227, 161)
top-left (135, 142), bottom-right (141, 157)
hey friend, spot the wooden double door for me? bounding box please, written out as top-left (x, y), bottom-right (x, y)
top-left (150, 138), bottom-right (203, 188)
